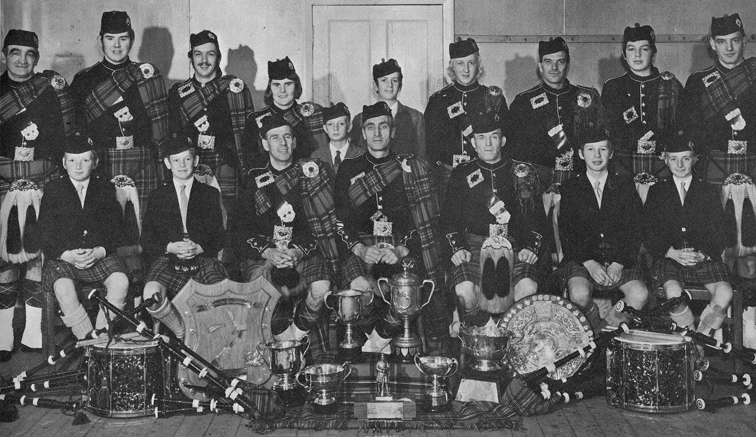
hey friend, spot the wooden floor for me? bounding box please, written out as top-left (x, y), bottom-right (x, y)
top-left (2, 349), bottom-right (755, 437)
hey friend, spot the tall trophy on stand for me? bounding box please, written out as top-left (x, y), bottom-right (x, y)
top-left (324, 289), bottom-right (373, 362)
top-left (378, 257), bottom-right (435, 361)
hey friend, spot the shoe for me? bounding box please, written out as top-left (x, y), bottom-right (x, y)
top-left (19, 345), bottom-right (41, 353)
top-left (0, 350), bottom-right (12, 362)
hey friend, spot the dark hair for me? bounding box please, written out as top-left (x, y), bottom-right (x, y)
top-left (2, 46), bottom-right (39, 58)
top-left (373, 71), bottom-right (404, 87)
top-left (538, 51), bottom-right (570, 63)
top-left (263, 73), bottom-right (303, 107)
top-left (187, 46), bottom-right (223, 77)
top-left (99, 30), bottom-right (135, 42)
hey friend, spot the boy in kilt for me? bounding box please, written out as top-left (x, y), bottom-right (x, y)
top-left (557, 128), bottom-right (648, 333)
top-left (644, 130), bottom-right (733, 337)
top-left (37, 132), bottom-right (130, 340)
top-left (335, 101), bottom-right (453, 354)
top-left (140, 135), bottom-right (227, 339)
top-left (168, 30), bottom-right (255, 228)
top-left (231, 115), bottom-right (338, 360)
top-left (441, 113), bottom-right (549, 326)
top-left (0, 29), bottom-right (75, 359)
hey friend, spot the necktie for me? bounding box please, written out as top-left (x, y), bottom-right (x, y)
top-left (680, 182), bottom-right (687, 205)
top-left (594, 180), bottom-right (602, 208)
top-left (334, 150), bottom-right (342, 170)
top-left (77, 183), bottom-right (85, 208)
top-left (179, 184), bottom-right (189, 232)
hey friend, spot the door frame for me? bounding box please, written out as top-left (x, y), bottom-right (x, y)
top-left (304, 0), bottom-right (454, 102)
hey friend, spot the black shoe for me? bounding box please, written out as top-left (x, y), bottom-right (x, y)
top-left (0, 350), bottom-right (13, 362)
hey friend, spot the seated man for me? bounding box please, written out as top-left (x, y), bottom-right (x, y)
top-left (311, 102), bottom-right (364, 176)
top-left (231, 115), bottom-right (336, 357)
top-left (441, 113), bottom-right (549, 325)
top-left (335, 101), bottom-right (451, 352)
top-left (558, 128), bottom-right (648, 332)
top-left (141, 135), bottom-right (227, 339)
top-left (38, 132), bottom-right (130, 339)
top-left (644, 131), bottom-right (733, 336)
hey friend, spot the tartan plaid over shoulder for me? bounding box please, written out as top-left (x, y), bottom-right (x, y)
top-left (702, 57), bottom-right (756, 121)
top-left (0, 71), bottom-right (75, 135)
top-left (275, 159), bottom-right (340, 278)
top-left (656, 71), bottom-right (683, 131)
top-left (83, 62), bottom-right (169, 155)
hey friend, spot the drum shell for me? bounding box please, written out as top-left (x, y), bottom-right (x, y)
top-left (606, 331), bottom-right (695, 413)
top-left (86, 338), bottom-right (167, 418)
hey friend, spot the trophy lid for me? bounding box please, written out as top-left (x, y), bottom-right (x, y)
top-left (389, 257), bottom-right (421, 286)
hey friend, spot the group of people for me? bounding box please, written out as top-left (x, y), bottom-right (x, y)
top-left (0, 9), bottom-right (752, 363)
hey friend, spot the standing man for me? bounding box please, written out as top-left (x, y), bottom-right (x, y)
top-left (424, 38), bottom-right (509, 205)
top-left (311, 102), bottom-right (364, 176)
top-left (38, 133), bottom-right (130, 340)
top-left (510, 37), bottom-right (604, 187)
top-left (242, 58), bottom-right (326, 169)
top-left (350, 59), bottom-right (426, 159)
top-left (168, 30), bottom-right (255, 227)
top-left (0, 29), bottom-right (75, 360)
top-left (441, 114), bottom-right (549, 325)
top-left (602, 24), bottom-right (684, 202)
top-left (682, 13), bottom-right (756, 277)
top-left (335, 102), bottom-right (452, 355)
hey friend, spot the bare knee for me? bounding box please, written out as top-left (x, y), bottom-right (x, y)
top-left (514, 278), bottom-right (537, 300)
top-left (455, 281), bottom-right (478, 309)
top-left (621, 281), bottom-right (648, 310)
top-left (104, 272), bottom-right (129, 302)
top-left (567, 278), bottom-right (592, 308)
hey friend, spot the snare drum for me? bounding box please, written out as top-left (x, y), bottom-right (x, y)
top-left (606, 330), bottom-right (695, 413)
top-left (86, 333), bottom-right (163, 418)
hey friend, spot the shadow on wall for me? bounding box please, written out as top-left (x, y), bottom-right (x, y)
top-left (138, 27), bottom-right (175, 89)
top-left (597, 54), bottom-right (625, 90)
top-left (688, 42), bottom-right (715, 77)
top-left (225, 45), bottom-right (263, 109)
top-left (505, 54), bottom-right (538, 99)
top-left (51, 53), bottom-right (85, 83)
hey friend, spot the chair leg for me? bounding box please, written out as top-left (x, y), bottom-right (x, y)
top-left (41, 290), bottom-right (57, 359)
top-left (733, 286), bottom-right (744, 373)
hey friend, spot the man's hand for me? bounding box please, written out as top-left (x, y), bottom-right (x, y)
top-left (667, 247), bottom-right (704, 267)
top-left (353, 243), bottom-right (383, 264)
top-left (281, 248), bottom-right (304, 268)
top-left (378, 246), bottom-right (409, 265)
top-left (167, 239), bottom-right (202, 260)
top-left (263, 248), bottom-right (296, 268)
top-left (583, 260), bottom-right (611, 286)
top-left (605, 262), bottom-right (624, 286)
top-left (518, 248), bottom-right (538, 265)
top-left (62, 248), bottom-right (102, 270)
top-left (451, 249), bottom-right (472, 266)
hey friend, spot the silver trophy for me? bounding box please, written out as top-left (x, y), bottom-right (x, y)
top-left (324, 289), bottom-right (373, 352)
top-left (415, 355), bottom-right (459, 412)
top-left (257, 337), bottom-right (309, 406)
top-left (297, 362), bottom-right (352, 412)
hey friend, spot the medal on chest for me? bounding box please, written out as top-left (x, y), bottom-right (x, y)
top-left (637, 130), bottom-right (656, 154)
top-left (554, 149), bottom-right (574, 171)
top-left (728, 140), bottom-right (748, 155)
top-left (273, 201), bottom-right (295, 250)
top-left (623, 106), bottom-right (639, 124)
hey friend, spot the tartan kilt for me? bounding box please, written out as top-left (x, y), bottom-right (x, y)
top-left (446, 233), bottom-right (546, 290)
top-left (42, 254), bottom-right (128, 295)
top-left (337, 235), bottom-right (425, 289)
top-left (651, 258), bottom-right (731, 288)
top-left (196, 147), bottom-right (239, 203)
top-left (241, 253), bottom-right (331, 295)
top-left (702, 151), bottom-right (756, 186)
top-left (611, 149), bottom-right (670, 180)
top-left (99, 146), bottom-right (162, 214)
top-left (556, 260), bottom-right (648, 292)
top-left (0, 157), bottom-right (59, 197)
top-left (145, 254), bottom-right (228, 300)
top-left (431, 162), bottom-right (452, 207)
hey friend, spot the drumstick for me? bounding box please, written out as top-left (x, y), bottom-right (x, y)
top-left (87, 288), bottom-right (263, 418)
top-left (696, 393), bottom-right (751, 410)
top-left (523, 323), bottom-right (630, 385)
top-left (694, 370), bottom-right (753, 389)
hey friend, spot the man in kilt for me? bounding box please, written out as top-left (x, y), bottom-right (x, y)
top-left (682, 13), bottom-right (756, 276)
top-left (335, 101), bottom-right (452, 354)
top-left (644, 130), bottom-right (733, 337)
top-left (37, 132), bottom-right (130, 340)
top-left (602, 24), bottom-right (684, 204)
top-left (231, 116), bottom-right (338, 361)
top-left (242, 57), bottom-right (326, 170)
top-left (69, 11), bottom-right (169, 276)
top-left (557, 128), bottom-right (648, 333)
top-left (424, 38), bottom-right (510, 206)
top-left (140, 135), bottom-right (227, 340)
top-left (441, 113), bottom-right (549, 326)
top-left (0, 29), bottom-right (75, 360)
top-left (168, 30), bottom-right (255, 229)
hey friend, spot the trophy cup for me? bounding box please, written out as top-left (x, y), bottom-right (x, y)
top-left (415, 355), bottom-right (459, 412)
top-left (454, 322), bottom-right (511, 403)
top-left (297, 362), bottom-right (352, 414)
top-left (257, 337), bottom-right (309, 406)
top-left (377, 257), bottom-right (435, 361)
top-left (324, 289), bottom-right (373, 362)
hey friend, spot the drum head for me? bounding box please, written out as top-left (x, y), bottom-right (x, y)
top-left (90, 332), bottom-right (158, 350)
top-left (616, 330), bottom-right (686, 346)
top-left (501, 294), bottom-right (593, 380)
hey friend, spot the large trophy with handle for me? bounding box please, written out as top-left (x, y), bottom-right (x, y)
top-left (324, 289), bottom-right (373, 362)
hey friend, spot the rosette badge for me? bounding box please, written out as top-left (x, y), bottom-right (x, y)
top-left (577, 92), bottom-right (592, 108)
top-left (140, 63), bottom-right (155, 79)
top-left (302, 161), bottom-right (319, 178)
top-left (229, 78), bottom-right (244, 93)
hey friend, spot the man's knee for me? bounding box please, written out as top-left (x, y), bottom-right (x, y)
top-left (663, 280), bottom-right (684, 299)
top-left (105, 272), bottom-right (130, 300)
top-left (454, 281), bottom-right (477, 309)
top-left (621, 281), bottom-right (648, 309)
top-left (567, 278), bottom-right (592, 307)
top-left (514, 278), bottom-right (537, 300)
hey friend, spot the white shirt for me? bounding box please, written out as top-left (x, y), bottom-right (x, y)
top-left (172, 176), bottom-right (195, 201)
top-left (329, 140), bottom-right (350, 165)
top-left (586, 172), bottom-right (608, 208)
top-left (672, 175), bottom-right (692, 205)
top-left (388, 101), bottom-right (399, 119)
top-left (70, 177), bottom-right (90, 206)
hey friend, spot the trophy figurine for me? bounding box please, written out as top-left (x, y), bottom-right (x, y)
top-left (415, 355), bottom-right (459, 412)
top-left (378, 257), bottom-right (435, 361)
top-left (324, 289), bottom-right (373, 362)
top-left (375, 353), bottom-right (392, 400)
top-left (257, 337), bottom-right (309, 406)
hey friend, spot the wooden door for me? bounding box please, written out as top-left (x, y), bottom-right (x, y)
top-left (312, 3), bottom-right (446, 116)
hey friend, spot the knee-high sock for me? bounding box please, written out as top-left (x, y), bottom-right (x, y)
top-left (697, 304), bottom-right (727, 336)
top-left (579, 300), bottom-right (602, 334)
top-left (21, 279), bottom-right (42, 348)
top-left (0, 281), bottom-right (20, 351)
top-left (670, 304), bottom-right (695, 329)
top-left (603, 299), bottom-right (631, 328)
top-left (60, 304), bottom-right (93, 340)
top-left (147, 298), bottom-right (184, 339)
